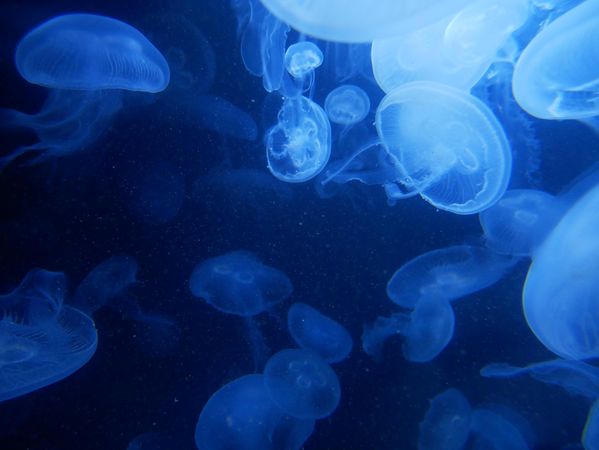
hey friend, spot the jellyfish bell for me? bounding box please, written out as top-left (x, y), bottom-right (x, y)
top-left (419, 388), bottom-right (471, 450)
top-left (324, 85), bottom-right (370, 126)
top-left (284, 42), bottom-right (323, 78)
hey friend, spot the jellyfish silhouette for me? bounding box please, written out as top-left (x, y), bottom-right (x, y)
top-left (195, 374), bottom-right (314, 450)
top-left (418, 388), bottom-right (471, 450)
top-left (324, 85), bottom-right (370, 126)
top-left (584, 400), bottom-right (599, 450)
top-left (16, 13), bottom-right (170, 92)
top-left (265, 95), bottom-right (331, 183)
top-left (469, 408), bottom-right (530, 450)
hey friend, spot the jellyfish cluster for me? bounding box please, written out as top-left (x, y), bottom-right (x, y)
top-left (1, 0), bottom-right (599, 449)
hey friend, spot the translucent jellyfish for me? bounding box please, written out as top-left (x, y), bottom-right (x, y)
top-left (287, 303), bottom-right (353, 364)
top-left (195, 374), bottom-right (314, 450)
top-left (264, 349), bottom-right (341, 419)
top-left (469, 408), bottom-right (529, 450)
top-left (265, 96), bottom-right (331, 183)
top-left (362, 296), bottom-right (454, 363)
top-left (258, 0), bottom-right (470, 43)
top-left (583, 400), bottom-right (599, 450)
top-left (418, 388), bottom-right (471, 450)
top-left (284, 42), bottom-right (323, 78)
top-left (512, 0), bottom-right (599, 119)
top-left (16, 14), bottom-right (169, 92)
top-left (192, 95), bottom-right (258, 141)
top-left (376, 81), bottom-right (512, 214)
top-left (386, 245), bottom-right (515, 309)
top-left (523, 182), bottom-right (599, 360)
top-left (324, 85), bottom-right (370, 126)
top-left (131, 313), bottom-right (182, 359)
top-left (479, 189), bottom-right (558, 257)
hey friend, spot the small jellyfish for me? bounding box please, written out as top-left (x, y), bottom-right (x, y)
top-left (376, 81), bottom-right (512, 214)
top-left (324, 85), bottom-right (370, 126)
top-left (418, 388), bottom-right (471, 450)
top-left (264, 349), bottom-right (341, 419)
top-left (512, 0), bottom-right (599, 119)
top-left (287, 303), bottom-right (353, 364)
top-left (284, 42), bottom-right (323, 78)
top-left (195, 374), bottom-right (314, 450)
top-left (469, 408), bottom-right (530, 450)
top-left (265, 96), bottom-right (331, 183)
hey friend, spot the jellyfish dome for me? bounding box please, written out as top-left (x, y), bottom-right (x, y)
top-left (512, 0), bottom-right (599, 119)
top-left (418, 388), bottom-right (471, 450)
top-left (195, 374), bottom-right (314, 450)
top-left (264, 349), bottom-right (341, 419)
top-left (287, 303), bottom-right (353, 363)
top-left (523, 182), bottom-right (599, 360)
top-left (324, 85), bottom-right (371, 126)
top-left (376, 81), bottom-right (512, 214)
top-left (284, 42), bottom-right (323, 78)
top-left (265, 96), bottom-right (331, 183)
top-left (189, 251), bottom-right (293, 316)
top-left (15, 14), bottom-right (170, 93)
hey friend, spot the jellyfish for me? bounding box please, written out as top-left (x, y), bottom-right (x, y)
top-left (264, 349), bottom-right (341, 419)
top-left (386, 245), bottom-right (515, 309)
top-left (127, 432), bottom-right (178, 450)
top-left (287, 303), bottom-right (353, 364)
top-left (479, 189), bottom-right (558, 257)
top-left (583, 400), bottom-right (599, 450)
top-left (324, 85), bottom-right (370, 126)
top-left (523, 182), bottom-right (599, 360)
top-left (376, 81), bottom-right (512, 214)
top-left (469, 408), bottom-right (530, 450)
top-left (191, 95), bottom-right (258, 142)
top-left (362, 296), bottom-right (454, 363)
top-left (418, 388), bottom-right (471, 450)
top-left (512, 0), bottom-right (599, 119)
top-left (195, 374), bottom-right (314, 450)
top-left (265, 95), bottom-right (331, 183)
top-left (15, 13), bottom-right (170, 92)
top-left (284, 42), bottom-right (323, 79)
top-left (131, 312), bottom-right (181, 359)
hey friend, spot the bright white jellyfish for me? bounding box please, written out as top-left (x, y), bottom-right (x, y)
top-left (284, 42), bottom-right (323, 78)
top-left (265, 96), bottom-right (331, 183)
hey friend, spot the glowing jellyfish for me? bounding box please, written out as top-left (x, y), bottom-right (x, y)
top-left (287, 303), bottom-right (353, 364)
top-left (195, 374), bottom-right (314, 450)
top-left (512, 0), bottom-right (599, 119)
top-left (324, 85), bottom-right (370, 125)
top-left (376, 81), bottom-right (512, 214)
top-left (15, 14), bottom-right (170, 92)
top-left (523, 182), bottom-right (599, 360)
top-left (386, 245), bottom-right (514, 309)
top-left (469, 408), bottom-right (529, 450)
top-left (284, 42), bottom-right (323, 78)
top-left (264, 349), bottom-right (341, 419)
top-left (418, 388), bottom-right (471, 450)
top-left (362, 296), bottom-right (454, 363)
top-left (265, 96), bottom-right (331, 183)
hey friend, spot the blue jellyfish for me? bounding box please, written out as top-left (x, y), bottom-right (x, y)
top-left (265, 95), bottom-right (331, 183)
top-left (584, 400), bottom-right (599, 450)
top-left (513, 0), bottom-right (599, 119)
top-left (324, 85), bottom-right (370, 126)
top-left (195, 374), bottom-right (314, 450)
top-left (479, 189), bottom-right (558, 257)
top-left (376, 81), bottom-right (512, 214)
top-left (127, 432), bottom-right (178, 450)
top-left (287, 303), bottom-right (353, 364)
top-left (386, 245), bottom-right (515, 309)
top-left (192, 95), bottom-right (258, 142)
top-left (362, 296), bottom-right (454, 363)
top-left (131, 312), bottom-right (181, 359)
top-left (284, 42), bottom-right (323, 79)
top-left (16, 14), bottom-right (170, 92)
top-left (469, 408), bottom-right (530, 450)
top-left (418, 388), bottom-right (471, 450)
top-left (264, 349), bottom-right (341, 419)
top-left (524, 182), bottom-right (599, 360)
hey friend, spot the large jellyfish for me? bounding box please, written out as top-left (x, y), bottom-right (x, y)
top-left (324, 85), bottom-right (370, 126)
top-left (195, 374), bottom-right (314, 450)
top-left (418, 388), bottom-right (471, 450)
top-left (16, 14), bottom-right (170, 92)
top-left (512, 0), bottom-right (599, 119)
top-left (265, 95), bottom-right (331, 183)
top-left (375, 81), bottom-right (512, 214)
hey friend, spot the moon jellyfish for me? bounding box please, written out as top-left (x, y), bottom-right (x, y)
top-left (284, 42), bottom-right (323, 78)
top-left (192, 95), bottom-right (258, 141)
top-left (469, 408), bottom-right (529, 450)
top-left (264, 349), bottom-right (341, 419)
top-left (523, 182), bottom-right (599, 360)
top-left (287, 303), bottom-right (353, 364)
top-left (324, 85), bottom-right (370, 126)
top-left (376, 82), bottom-right (512, 214)
top-left (265, 96), bottom-right (331, 183)
top-left (195, 374), bottom-right (314, 450)
top-left (584, 400), bottom-right (599, 450)
top-left (479, 189), bottom-right (558, 257)
top-left (362, 297), bottom-right (454, 362)
top-left (512, 0), bottom-right (599, 119)
top-left (387, 245), bottom-right (514, 309)
top-left (16, 14), bottom-right (170, 92)
top-left (418, 388), bottom-right (471, 450)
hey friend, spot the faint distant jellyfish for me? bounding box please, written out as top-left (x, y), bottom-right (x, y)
top-left (15, 14), bottom-right (170, 92)
top-left (287, 303), bottom-right (353, 364)
top-left (127, 432), bottom-right (177, 450)
top-left (264, 349), bottom-right (341, 419)
top-left (418, 388), bottom-right (471, 450)
top-left (512, 0), bottom-right (599, 119)
top-left (469, 408), bottom-right (529, 450)
top-left (265, 96), bottom-right (331, 183)
top-left (583, 399), bottom-right (599, 450)
top-left (195, 374), bottom-right (314, 450)
top-left (284, 42), bottom-right (323, 78)
top-left (324, 85), bottom-right (370, 126)
top-left (376, 81), bottom-right (512, 214)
